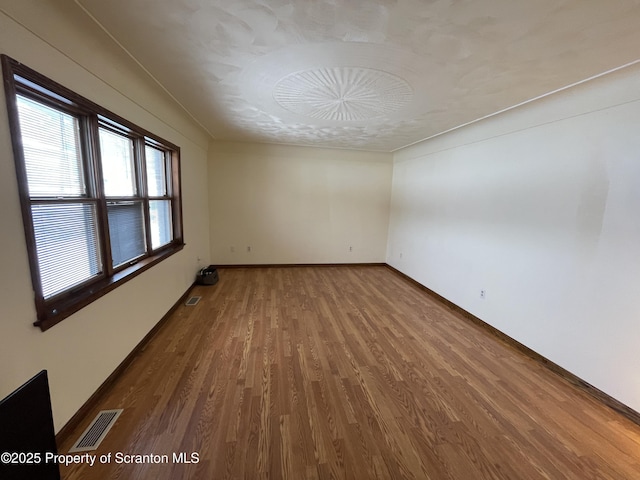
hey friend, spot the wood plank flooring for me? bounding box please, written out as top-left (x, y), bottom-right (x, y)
top-left (59, 266), bottom-right (640, 479)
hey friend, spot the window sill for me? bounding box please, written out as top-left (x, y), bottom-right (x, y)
top-left (35, 242), bottom-right (184, 331)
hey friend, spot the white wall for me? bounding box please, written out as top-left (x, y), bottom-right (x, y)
top-left (209, 142), bottom-right (392, 264)
top-left (0, 0), bottom-right (211, 431)
top-left (388, 63), bottom-right (640, 413)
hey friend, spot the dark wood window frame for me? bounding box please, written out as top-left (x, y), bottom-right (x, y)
top-left (2, 55), bottom-right (184, 331)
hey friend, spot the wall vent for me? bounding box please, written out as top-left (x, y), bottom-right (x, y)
top-left (185, 296), bottom-right (201, 306)
top-left (68, 409), bottom-right (123, 452)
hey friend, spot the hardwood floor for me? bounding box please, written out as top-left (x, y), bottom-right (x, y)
top-left (59, 266), bottom-right (640, 479)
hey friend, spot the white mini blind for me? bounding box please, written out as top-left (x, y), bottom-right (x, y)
top-left (17, 95), bottom-right (86, 197)
top-left (107, 201), bottom-right (146, 267)
top-left (31, 203), bottom-right (102, 298)
top-left (16, 95), bottom-right (102, 300)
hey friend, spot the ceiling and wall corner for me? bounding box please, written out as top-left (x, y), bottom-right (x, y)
top-left (74, 0), bottom-right (640, 152)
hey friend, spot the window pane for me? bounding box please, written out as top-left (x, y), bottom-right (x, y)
top-left (17, 95), bottom-right (86, 197)
top-left (107, 201), bottom-right (146, 267)
top-left (99, 128), bottom-right (136, 197)
top-left (149, 200), bottom-right (172, 250)
top-left (31, 203), bottom-right (102, 298)
top-left (145, 146), bottom-right (167, 196)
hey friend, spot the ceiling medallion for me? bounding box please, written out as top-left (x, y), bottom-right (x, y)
top-left (273, 67), bottom-right (413, 122)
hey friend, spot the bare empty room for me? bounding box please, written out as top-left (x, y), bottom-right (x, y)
top-left (1, 1), bottom-right (640, 479)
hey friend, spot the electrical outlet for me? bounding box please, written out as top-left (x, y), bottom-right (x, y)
top-left (230, 246), bottom-right (235, 253)
top-left (349, 246), bottom-right (353, 252)
top-left (480, 289), bottom-right (486, 300)
top-left (399, 252), bottom-right (403, 259)
top-left (247, 246), bottom-right (251, 253)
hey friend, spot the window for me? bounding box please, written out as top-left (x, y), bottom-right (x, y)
top-left (2, 55), bottom-right (184, 331)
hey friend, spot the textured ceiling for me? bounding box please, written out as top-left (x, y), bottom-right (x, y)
top-left (75, 0), bottom-right (640, 152)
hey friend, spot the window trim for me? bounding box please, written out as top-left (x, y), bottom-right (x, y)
top-left (2, 55), bottom-right (184, 331)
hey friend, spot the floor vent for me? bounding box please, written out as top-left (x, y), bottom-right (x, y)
top-left (185, 296), bottom-right (201, 306)
top-left (69, 409), bottom-right (123, 453)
